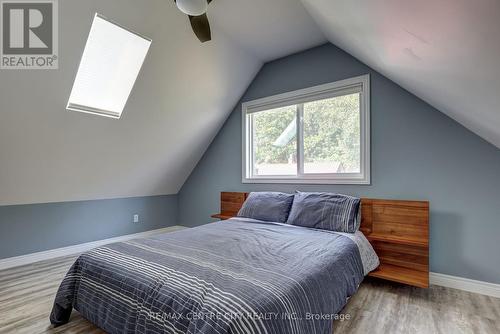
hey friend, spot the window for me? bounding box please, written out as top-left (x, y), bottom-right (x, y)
top-left (242, 75), bottom-right (370, 184)
top-left (67, 14), bottom-right (151, 119)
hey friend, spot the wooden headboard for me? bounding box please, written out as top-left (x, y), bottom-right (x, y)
top-left (212, 192), bottom-right (429, 288)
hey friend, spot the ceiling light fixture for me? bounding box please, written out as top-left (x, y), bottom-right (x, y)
top-left (176, 0), bottom-right (208, 16)
top-left (174, 0), bottom-right (213, 43)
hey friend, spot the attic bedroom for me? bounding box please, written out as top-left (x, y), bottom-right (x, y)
top-left (0, 0), bottom-right (499, 333)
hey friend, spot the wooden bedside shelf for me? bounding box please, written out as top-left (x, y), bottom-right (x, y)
top-left (211, 213), bottom-right (233, 220)
top-left (211, 192), bottom-right (248, 221)
top-left (366, 233), bottom-right (429, 247)
top-left (369, 263), bottom-right (429, 288)
top-left (362, 199), bottom-right (430, 288)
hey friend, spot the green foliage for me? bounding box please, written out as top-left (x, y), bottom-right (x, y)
top-left (253, 106), bottom-right (296, 164)
top-left (253, 94), bottom-right (360, 171)
top-left (303, 94), bottom-right (360, 171)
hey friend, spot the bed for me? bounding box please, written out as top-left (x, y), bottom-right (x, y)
top-left (50, 217), bottom-right (379, 334)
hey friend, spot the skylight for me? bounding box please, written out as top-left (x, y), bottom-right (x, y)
top-left (67, 14), bottom-right (152, 119)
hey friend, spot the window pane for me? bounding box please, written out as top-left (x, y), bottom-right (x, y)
top-left (252, 105), bottom-right (297, 176)
top-left (303, 93), bottom-right (361, 174)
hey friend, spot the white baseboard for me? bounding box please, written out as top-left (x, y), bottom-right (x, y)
top-left (0, 226), bottom-right (186, 271)
top-left (430, 272), bottom-right (500, 298)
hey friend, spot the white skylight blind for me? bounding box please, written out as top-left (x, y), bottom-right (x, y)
top-left (67, 14), bottom-right (152, 119)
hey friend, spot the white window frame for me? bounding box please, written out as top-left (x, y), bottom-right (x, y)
top-left (242, 74), bottom-right (370, 185)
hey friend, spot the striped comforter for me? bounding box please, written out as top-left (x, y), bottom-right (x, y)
top-left (50, 218), bottom-right (364, 334)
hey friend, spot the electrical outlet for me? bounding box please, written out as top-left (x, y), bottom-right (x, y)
top-left (133, 214), bottom-right (139, 223)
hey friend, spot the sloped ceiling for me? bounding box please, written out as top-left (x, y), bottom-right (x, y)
top-left (209, 0), bottom-right (326, 61)
top-left (301, 0), bottom-right (500, 148)
top-left (3, 0), bottom-right (497, 206)
top-left (0, 0), bottom-right (325, 205)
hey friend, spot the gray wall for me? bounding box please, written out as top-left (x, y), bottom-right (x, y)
top-left (178, 44), bottom-right (500, 284)
top-left (0, 195), bottom-right (177, 259)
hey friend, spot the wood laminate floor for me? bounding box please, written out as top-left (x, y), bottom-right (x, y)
top-left (1, 255), bottom-right (499, 334)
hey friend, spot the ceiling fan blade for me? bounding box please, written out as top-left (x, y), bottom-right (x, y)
top-left (188, 13), bottom-right (211, 43)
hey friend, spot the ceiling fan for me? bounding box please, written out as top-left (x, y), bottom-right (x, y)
top-left (174, 0), bottom-right (213, 43)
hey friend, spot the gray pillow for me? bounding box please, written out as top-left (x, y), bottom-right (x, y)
top-left (237, 192), bottom-right (294, 223)
top-left (287, 192), bottom-right (361, 233)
